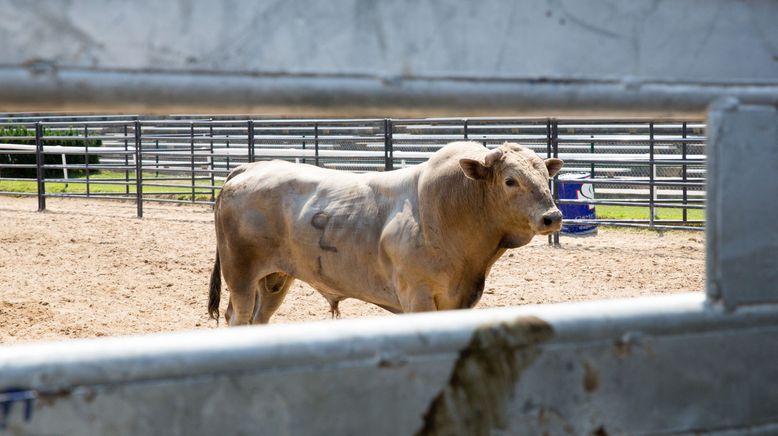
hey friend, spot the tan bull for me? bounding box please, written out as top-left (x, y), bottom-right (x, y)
top-left (208, 141), bottom-right (563, 325)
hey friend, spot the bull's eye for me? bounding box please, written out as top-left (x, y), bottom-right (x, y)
top-left (505, 178), bottom-right (516, 187)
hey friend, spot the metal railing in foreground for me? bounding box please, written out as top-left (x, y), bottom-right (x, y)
top-left (2, 293), bottom-right (777, 435)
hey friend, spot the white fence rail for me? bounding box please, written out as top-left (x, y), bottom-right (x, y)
top-left (0, 117), bottom-right (706, 230)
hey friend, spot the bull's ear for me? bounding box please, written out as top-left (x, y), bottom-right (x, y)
top-left (459, 158), bottom-right (490, 180)
top-left (545, 158), bottom-right (564, 178)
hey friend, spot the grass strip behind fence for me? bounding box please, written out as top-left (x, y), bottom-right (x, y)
top-left (1, 173), bottom-right (704, 222)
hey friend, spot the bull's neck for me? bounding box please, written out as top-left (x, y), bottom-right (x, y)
top-left (417, 164), bottom-right (507, 260)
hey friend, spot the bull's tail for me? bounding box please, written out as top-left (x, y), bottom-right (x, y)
top-left (208, 250), bottom-right (222, 322)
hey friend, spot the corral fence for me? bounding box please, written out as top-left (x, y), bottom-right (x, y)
top-left (0, 115), bottom-right (705, 232)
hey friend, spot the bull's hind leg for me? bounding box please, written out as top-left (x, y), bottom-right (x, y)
top-left (251, 273), bottom-right (294, 324)
top-left (224, 274), bottom-right (260, 326)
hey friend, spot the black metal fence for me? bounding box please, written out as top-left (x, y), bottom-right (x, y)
top-left (0, 115), bottom-right (705, 231)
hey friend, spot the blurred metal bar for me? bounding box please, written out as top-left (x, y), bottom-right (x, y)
top-left (1, 73), bottom-right (776, 117)
top-left (1, 293), bottom-right (777, 434)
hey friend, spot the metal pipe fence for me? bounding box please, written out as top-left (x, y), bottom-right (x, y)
top-left (0, 115), bottom-right (705, 230)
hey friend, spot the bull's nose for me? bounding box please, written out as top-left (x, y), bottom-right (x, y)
top-left (542, 210), bottom-right (563, 227)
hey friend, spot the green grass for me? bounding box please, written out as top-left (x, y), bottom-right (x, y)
top-left (0, 173), bottom-right (705, 222)
top-left (596, 205), bottom-right (704, 222)
top-left (0, 171), bottom-right (221, 201)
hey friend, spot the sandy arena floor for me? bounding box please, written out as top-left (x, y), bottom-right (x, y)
top-left (0, 196), bottom-right (705, 344)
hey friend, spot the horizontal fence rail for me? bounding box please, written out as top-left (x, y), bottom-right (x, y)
top-left (0, 115), bottom-right (705, 230)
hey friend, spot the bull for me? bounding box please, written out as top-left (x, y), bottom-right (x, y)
top-left (208, 141), bottom-right (563, 325)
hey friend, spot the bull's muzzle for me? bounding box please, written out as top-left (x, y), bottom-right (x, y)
top-left (539, 210), bottom-right (563, 233)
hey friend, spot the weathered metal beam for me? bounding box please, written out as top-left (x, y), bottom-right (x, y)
top-left (2, 293), bottom-right (778, 435)
top-left (1, 0), bottom-right (777, 115)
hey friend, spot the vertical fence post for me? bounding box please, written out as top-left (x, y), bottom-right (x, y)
top-left (463, 119), bottom-right (469, 140)
top-left (154, 140), bottom-right (159, 177)
top-left (302, 134), bottom-right (307, 165)
top-left (190, 122), bottom-right (196, 203)
top-left (134, 120), bottom-right (143, 218)
top-left (84, 124), bottom-right (90, 197)
top-left (247, 120), bottom-right (255, 163)
top-left (682, 121), bottom-right (688, 224)
top-left (546, 119), bottom-right (552, 246)
top-left (649, 121), bottom-right (655, 228)
top-left (552, 119), bottom-right (560, 247)
top-left (123, 124), bottom-right (130, 196)
top-left (384, 119), bottom-right (394, 171)
top-left (209, 120), bottom-right (215, 203)
top-left (34, 122), bottom-right (46, 211)
top-left (590, 135), bottom-right (595, 179)
top-left (226, 138), bottom-right (231, 171)
top-left (314, 122), bottom-right (320, 167)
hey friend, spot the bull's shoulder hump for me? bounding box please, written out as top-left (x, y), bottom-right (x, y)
top-left (226, 160), bottom-right (310, 182)
top-left (225, 161), bottom-right (420, 197)
top-left (225, 161), bottom-right (370, 196)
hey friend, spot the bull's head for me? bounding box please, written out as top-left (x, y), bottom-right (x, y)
top-left (459, 143), bottom-right (564, 237)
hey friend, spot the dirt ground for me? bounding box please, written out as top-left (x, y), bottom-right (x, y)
top-left (0, 196), bottom-right (705, 344)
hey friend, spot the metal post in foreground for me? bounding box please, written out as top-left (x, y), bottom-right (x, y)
top-left (706, 100), bottom-right (778, 308)
top-left (34, 122), bottom-right (45, 211)
top-left (2, 292), bottom-right (778, 435)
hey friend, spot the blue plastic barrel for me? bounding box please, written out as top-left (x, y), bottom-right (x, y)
top-left (557, 173), bottom-right (597, 235)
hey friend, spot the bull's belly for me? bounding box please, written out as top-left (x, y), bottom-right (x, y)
top-left (278, 222), bottom-right (401, 311)
top-left (286, 247), bottom-right (400, 310)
